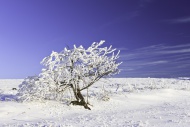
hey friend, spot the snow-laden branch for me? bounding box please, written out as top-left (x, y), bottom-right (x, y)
top-left (17, 40), bottom-right (122, 109)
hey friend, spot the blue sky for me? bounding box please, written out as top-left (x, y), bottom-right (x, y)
top-left (0, 0), bottom-right (190, 78)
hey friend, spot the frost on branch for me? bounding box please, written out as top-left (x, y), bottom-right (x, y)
top-left (17, 40), bottom-right (122, 109)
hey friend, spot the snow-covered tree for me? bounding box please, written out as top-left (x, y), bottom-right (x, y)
top-left (17, 40), bottom-right (122, 109)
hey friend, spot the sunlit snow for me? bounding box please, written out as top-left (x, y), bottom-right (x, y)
top-left (0, 78), bottom-right (190, 127)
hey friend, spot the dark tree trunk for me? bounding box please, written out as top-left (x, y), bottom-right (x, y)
top-left (70, 88), bottom-right (91, 110)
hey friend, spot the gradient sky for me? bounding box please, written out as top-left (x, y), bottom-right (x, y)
top-left (0, 0), bottom-right (190, 78)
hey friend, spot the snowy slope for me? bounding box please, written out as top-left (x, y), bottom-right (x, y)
top-left (0, 78), bottom-right (190, 127)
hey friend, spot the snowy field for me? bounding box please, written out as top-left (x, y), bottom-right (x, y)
top-left (0, 78), bottom-right (190, 127)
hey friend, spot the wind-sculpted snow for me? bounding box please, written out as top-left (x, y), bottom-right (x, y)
top-left (0, 78), bottom-right (190, 127)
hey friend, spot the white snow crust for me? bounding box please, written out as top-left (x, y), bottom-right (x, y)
top-left (0, 78), bottom-right (190, 127)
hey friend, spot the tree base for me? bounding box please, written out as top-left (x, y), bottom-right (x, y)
top-left (70, 101), bottom-right (91, 110)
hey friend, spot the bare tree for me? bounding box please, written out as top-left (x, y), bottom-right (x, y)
top-left (17, 40), bottom-right (122, 110)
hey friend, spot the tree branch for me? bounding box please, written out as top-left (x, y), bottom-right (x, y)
top-left (80, 70), bottom-right (112, 91)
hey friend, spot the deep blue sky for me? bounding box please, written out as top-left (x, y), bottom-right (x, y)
top-left (0, 0), bottom-right (190, 78)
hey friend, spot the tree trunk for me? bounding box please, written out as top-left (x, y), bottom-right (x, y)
top-left (70, 88), bottom-right (91, 110)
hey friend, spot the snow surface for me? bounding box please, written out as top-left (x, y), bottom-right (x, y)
top-left (0, 78), bottom-right (190, 127)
